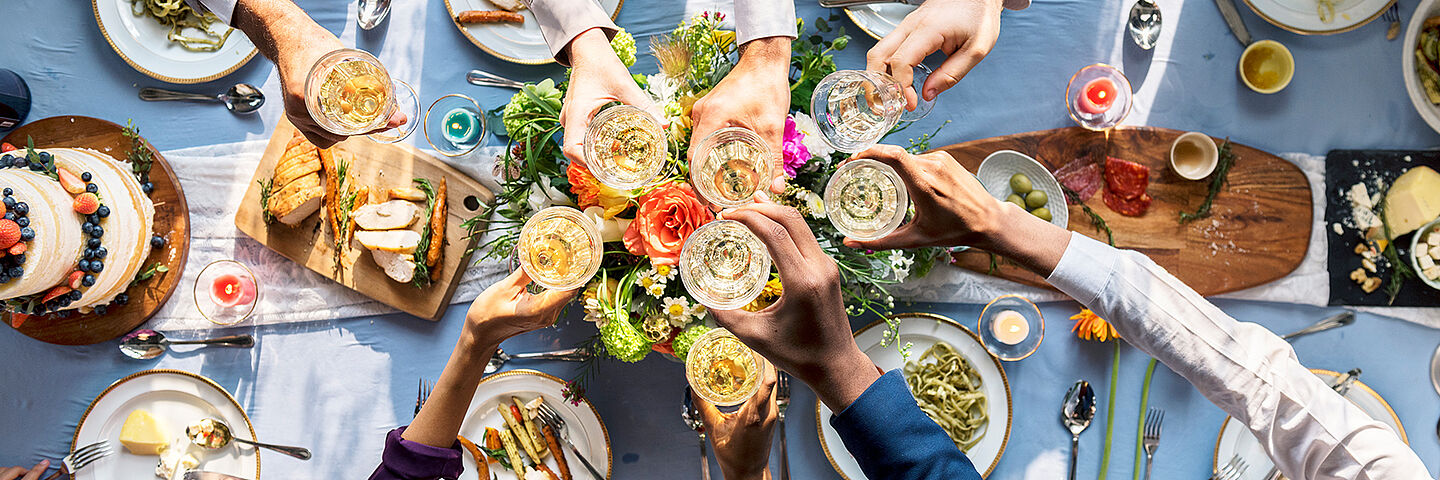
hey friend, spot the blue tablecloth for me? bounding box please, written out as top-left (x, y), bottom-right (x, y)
top-left (3, 0), bottom-right (1440, 478)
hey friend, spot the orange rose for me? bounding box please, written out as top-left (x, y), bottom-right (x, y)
top-left (567, 160), bottom-right (632, 219)
top-left (623, 182), bottom-right (713, 265)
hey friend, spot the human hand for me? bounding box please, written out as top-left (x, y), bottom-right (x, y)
top-left (694, 361), bottom-right (778, 480)
top-left (840, 145), bottom-right (1008, 251)
top-left (711, 200), bottom-right (880, 411)
top-left (560, 28), bottom-right (662, 164)
top-left (689, 37), bottom-right (792, 196)
top-left (0, 460), bottom-right (48, 480)
top-left (463, 269), bottom-right (578, 346)
top-left (866, 0), bottom-right (1005, 109)
top-left (271, 25), bottom-right (404, 148)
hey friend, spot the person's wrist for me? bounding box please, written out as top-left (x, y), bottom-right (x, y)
top-left (805, 345), bottom-right (881, 411)
top-left (568, 28), bottom-right (618, 68)
top-left (737, 37), bottom-right (791, 74)
top-left (717, 459), bottom-right (770, 480)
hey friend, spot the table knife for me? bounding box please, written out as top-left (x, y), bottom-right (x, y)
top-left (183, 472), bottom-right (251, 480)
top-left (1213, 0), bottom-right (1252, 46)
top-left (818, 0), bottom-right (924, 9)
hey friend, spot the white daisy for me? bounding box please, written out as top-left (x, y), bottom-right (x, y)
top-left (661, 297), bottom-right (692, 327)
top-left (652, 262), bottom-right (678, 282)
top-left (647, 282), bottom-right (666, 298)
top-left (791, 112), bottom-right (836, 159)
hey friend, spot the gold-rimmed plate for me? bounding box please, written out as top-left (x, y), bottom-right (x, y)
top-left (816, 312), bottom-right (1012, 479)
top-left (1242, 0), bottom-right (1394, 35)
top-left (457, 369), bottom-right (612, 479)
top-left (93, 0), bottom-right (257, 84)
top-left (73, 369), bottom-right (260, 479)
top-left (442, 0), bottom-right (623, 65)
top-left (1210, 369), bottom-right (1407, 479)
top-left (845, 5), bottom-right (913, 41)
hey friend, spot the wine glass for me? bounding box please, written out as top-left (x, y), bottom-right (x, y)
top-left (809, 65), bottom-right (934, 153)
top-left (304, 48), bottom-right (419, 143)
top-left (824, 159), bottom-right (909, 241)
top-left (423, 94), bottom-right (486, 157)
top-left (516, 206), bottom-right (603, 290)
top-left (583, 104), bottom-right (668, 190)
top-left (690, 127), bottom-right (772, 208)
top-left (1066, 64), bottom-right (1132, 131)
top-left (685, 328), bottom-right (763, 408)
top-left (678, 220), bottom-right (772, 311)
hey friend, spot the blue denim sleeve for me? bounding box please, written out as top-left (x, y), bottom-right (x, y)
top-left (368, 426), bottom-right (465, 480)
top-left (829, 369), bottom-right (983, 480)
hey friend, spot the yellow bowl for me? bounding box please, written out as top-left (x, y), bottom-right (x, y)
top-left (1239, 40), bottom-right (1295, 94)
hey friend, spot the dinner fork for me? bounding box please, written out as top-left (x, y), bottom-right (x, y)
top-left (535, 401), bottom-right (606, 479)
top-left (414, 378), bottom-right (432, 419)
top-left (1384, 3), bottom-right (1402, 41)
top-left (42, 440), bottom-right (112, 480)
top-left (466, 69), bottom-right (525, 90)
top-left (1210, 455), bottom-right (1248, 480)
top-left (775, 373), bottom-right (791, 480)
top-left (1141, 408), bottom-right (1164, 480)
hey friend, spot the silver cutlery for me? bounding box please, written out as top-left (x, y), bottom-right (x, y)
top-left (120, 329), bottom-right (254, 360)
top-left (1141, 408), bottom-right (1164, 480)
top-left (1061, 380), bottom-right (1095, 480)
top-left (467, 70), bottom-right (526, 90)
top-left (189, 418), bottom-right (312, 460)
top-left (138, 84), bottom-right (265, 114)
top-left (357, 0), bottom-right (391, 30)
top-left (41, 440), bottom-right (112, 480)
top-left (1213, 0), bottom-right (1252, 46)
top-left (1430, 343), bottom-right (1440, 396)
top-left (1128, 0), bottom-right (1163, 50)
top-left (1280, 311), bottom-right (1354, 341)
top-left (535, 401), bottom-right (606, 479)
top-left (486, 347), bottom-right (590, 374)
top-left (776, 373), bottom-right (791, 480)
top-left (817, 0), bottom-right (924, 8)
top-left (683, 387), bottom-right (712, 480)
top-left (1384, 3), bottom-right (1402, 41)
top-left (184, 472), bottom-right (252, 480)
top-left (415, 378), bottom-right (433, 418)
top-left (1210, 455), bottom-right (1248, 480)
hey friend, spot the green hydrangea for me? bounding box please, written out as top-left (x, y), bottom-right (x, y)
top-left (600, 313), bottom-right (652, 363)
top-left (611, 29), bottom-right (636, 68)
top-left (670, 324), bottom-right (711, 362)
top-left (501, 78), bottom-right (562, 140)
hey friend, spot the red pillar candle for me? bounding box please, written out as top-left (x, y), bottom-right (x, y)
top-left (212, 273), bottom-right (256, 307)
top-left (1078, 78), bottom-right (1117, 115)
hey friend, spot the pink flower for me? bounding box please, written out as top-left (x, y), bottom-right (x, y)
top-left (781, 115), bottom-right (810, 178)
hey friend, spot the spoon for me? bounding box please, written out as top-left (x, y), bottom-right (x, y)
top-left (485, 347), bottom-right (590, 374)
top-left (357, 0), bottom-right (392, 30)
top-left (1061, 380), bottom-right (1096, 480)
top-left (1280, 311), bottom-right (1355, 341)
top-left (1127, 0), bottom-right (1163, 50)
top-left (138, 84), bottom-right (265, 114)
top-left (188, 418), bottom-right (312, 460)
top-left (120, 329), bottom-right (254, 360)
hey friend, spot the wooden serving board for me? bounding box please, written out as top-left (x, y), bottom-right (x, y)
top-left (935, 126), bottom-right (1312, 297)
top-left (234, 120), bottom-right (494, 321)
top-left (1, 116), bottom-right (191, 345)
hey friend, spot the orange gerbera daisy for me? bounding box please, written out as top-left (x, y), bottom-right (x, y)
top-left (1071, 309), bottom-right (1119, 342)
top-left (566, 160), bottom-right (632, 218)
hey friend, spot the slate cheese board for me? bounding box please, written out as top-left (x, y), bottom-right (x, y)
top-left (1324, 149), bottom-right (1440, 307)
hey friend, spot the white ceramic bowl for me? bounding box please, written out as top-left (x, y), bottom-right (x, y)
top-left (1171, 132), bottom-right (1219, 180)
top-left (1410, 217), bottom-right (1440, 290)
top-left (976, 150), bottom-right (1069, 230)
top-left (1403, 0), bottom-right (1440, 135)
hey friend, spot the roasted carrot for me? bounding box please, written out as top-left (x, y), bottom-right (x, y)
top-left (542, 424), bottom-right (570, 480)
top-left (485, 427), bottom-right (502, 451)
top-left (458, 435), bottom-right (490, 479)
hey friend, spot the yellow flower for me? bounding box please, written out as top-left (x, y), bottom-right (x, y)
top-left (742, 278), bottom-right (784, 312)
top-left (1071, 309), bottom-right (1119, 342)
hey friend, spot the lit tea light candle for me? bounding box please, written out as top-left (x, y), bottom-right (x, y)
top-left (1078, 78), bottom-right (1117, 115)
top-left (991, 309), bottom-right (1030, 345)
top-left (211, 273), bottom-right (256, 308)
top-left (442, 107), bottom-right (478, 145)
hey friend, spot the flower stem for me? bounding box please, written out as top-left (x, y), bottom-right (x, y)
top-left (1132, 358), bottom-right (1158, 480)
top-left (1099, 341), bottom-right (1120, 480)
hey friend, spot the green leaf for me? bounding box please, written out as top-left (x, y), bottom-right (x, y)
top-left (816, 17), bottom-right (830, 32)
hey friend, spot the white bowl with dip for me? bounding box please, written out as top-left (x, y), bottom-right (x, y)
top-left (1170, 132), bottom-right (1219, 180)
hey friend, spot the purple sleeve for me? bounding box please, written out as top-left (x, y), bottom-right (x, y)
top-left (368, 427), bottom-right (465, 480)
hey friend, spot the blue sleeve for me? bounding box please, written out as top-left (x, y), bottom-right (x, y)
top-left (830, 370), bottom-right (983, 480)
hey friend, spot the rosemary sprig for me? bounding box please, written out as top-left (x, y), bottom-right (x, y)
top-left (122, 120), bottom-right (155, 185)
top-left (1178, 138), bottom-right (1237, 224)
top-left (1062, 185), bottom-right (1115, 246)
top-left (1375, 186), bottom-right (1416, 304)
top-left (132, 263), bottom-right (169, 285)
top-left (411, 178), bottom-right (439, 288)
top-left (257, 178), bottom-right (275, 224)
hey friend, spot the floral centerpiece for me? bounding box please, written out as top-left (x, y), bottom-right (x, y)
top-left (465, 13), bottom-right (950, 401)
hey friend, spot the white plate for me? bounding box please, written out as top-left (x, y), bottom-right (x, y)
top-left (73, 369), bottom-right (260, 480)
top-left (976, 150), bottom-right (1070, 230)
top-left (93, 0), bottom-right (257, 84)
top-left (1242, 0), bottom-right (1394, 34)
top-left (1212, 369), bottom-right (1407, 479)
top-left (845, 5), bottom-right (914, 41)
top-left (817, 313), bottom-right (1012, 479)
top-left (1403, 0), bottom-right (1440, 135)
top-left (444, 0), bottom-right (624, 65)
top-left (457, 370), bottom-right (611, 479)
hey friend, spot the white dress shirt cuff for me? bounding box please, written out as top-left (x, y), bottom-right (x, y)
top-left (734, 0), bottom-right (798, 45)
top-left (529, 0), bottom-right (619, 66)
top-left (189, 0), bottom-right (238, 25)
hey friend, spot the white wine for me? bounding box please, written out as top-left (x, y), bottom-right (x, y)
top-left (810, 68), bottom-right (931, 154)
top-left (518, 207), bottom-right (602, 290)
top-left (679, 220), bottom-right (771, 310)
top-left (584, 105), bottom-right (667, 190)
top-left (691, 127), bottom-right (770, 208)
top-left (685, 328), bottom-right (761, 407)
top-left (306, 49), bottom-right (397, 136)
top-left (825, 159), bottom-right (908, 241)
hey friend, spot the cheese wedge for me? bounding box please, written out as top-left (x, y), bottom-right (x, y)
top-left (353, 200), bottom-right (422, 231)
top-left (372, 248), bottom-right (417, 283)
top-left (119, 409), bottom-right (168, 456)
top-left (1382, 166), bottom-right (1440, 236)
top-left (355, 230), bottom-right (421, 253)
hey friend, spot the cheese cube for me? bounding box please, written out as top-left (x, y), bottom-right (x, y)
top-left (1429, 231), bottom-right (1440, 246)
top-left (1431, 245), bottom-right (1440, 260)
top-left (1425, 266), bottom-right (1440, 280)
top-left (1347, 183), bottom-right (1373, 209)
top-left (119, 409), bottom-right (168, 456)
top-left (1421, 253), bottom-right (1436, 270)
top-left (1382, 166), bottom-right (1440, 236)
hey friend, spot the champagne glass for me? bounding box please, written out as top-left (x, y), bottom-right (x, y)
top-left (583, 104), bottom-right (668, 190)
top-left (304, 48), bottom-right (419, 143)
top-left (690, 127), bottom-right (772, 208)
top-left (1066, 64), bottom-right (1132, 131)
top-left (809, 65), bottom-right (934, 154)
top-left (423, 94), bottom-right (486, 157)
top-left (685, 328), bottom-right (763, 408)
top-left (824, 159), bottom-right (909, 241)
top-left (679, 220), bottom-right (771, 311)
top-left (516, 206), bottom-right (603, 290)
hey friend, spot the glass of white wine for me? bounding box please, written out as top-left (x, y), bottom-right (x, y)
top-left (679, 220), bottom-right (772, 311)
top-left (304, 48), bottom-right (419, 143)
top-left (516, 206), bottom-right (603, 290)
top-left (825, 159), bottom-right (909, 241)
top-left (690, 127), bottom-right (772, 208)
top-left (809, 65), bottom-right (934, 154)
top-left (584, 104), bottom-right (668, 190)
top-left (685, 328), bottom-right (763, 407)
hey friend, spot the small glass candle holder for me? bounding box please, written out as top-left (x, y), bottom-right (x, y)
top-left (516, 206), bottom-right (603, 290)
top-left (978, 294), bottom-right (1044, 361)
top-left (686, 328), bottom-right (763, 408)
top-left (193, 259), bottom-right (259, 326)
top-left (583, 104), bottom-right (668, 190)
top-left (690, 127), bottom-right (772, 208)
top-left (1066, 64), bottom-right (1132, 131)
top-left (423, 94), bottom-right (486, 157)
top-left (824, 159), bottom-right (908, 241)
top-left (679, 220), bottom-right (772, 310)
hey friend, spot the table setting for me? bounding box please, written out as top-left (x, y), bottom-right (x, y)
top-left (3, 0), bottom-right (1440, 478)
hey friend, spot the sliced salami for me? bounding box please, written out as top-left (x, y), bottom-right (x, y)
top-left (1055, 158), bottom-right (1104, 203)
top-left (1103, 190), bottom-right (1152, 217)
top-left (1104, 156), bottom-right (1149, 200)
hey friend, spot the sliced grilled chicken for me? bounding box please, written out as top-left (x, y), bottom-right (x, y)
top-left (354, 229), bottom-right (421, 253)
top-left (371, 248), bottom-right (417, 283)
top-left (353, 200), bottom-right (422, 231)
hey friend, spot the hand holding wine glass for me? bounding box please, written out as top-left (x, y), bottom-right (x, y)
top-left (560, 28), bottom-right (663, 165)
top-left (689, 37), bottom-right (792, 196)
top-left (693, 361), bottom-right (779, 480)
top-left (865, 0), bottom-right (1005, 109)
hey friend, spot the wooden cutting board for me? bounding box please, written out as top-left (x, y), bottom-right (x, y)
top-left (934, 126), bottom-right (1312, 297)
top-left (1, 116), bottom-right (191, 345)
top-left (234, 120), bottom-right (494, 321)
